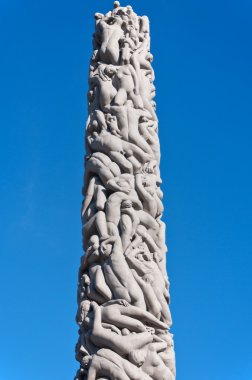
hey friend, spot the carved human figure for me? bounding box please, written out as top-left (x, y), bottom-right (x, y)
top-left (77, 300), bottom-right (121, 337)
top-left (100, 236), bottom-right (146, 309)
top-left (140, 15), bottom-right (150, 34)
top-left (138, 68), bottom-right (157, 122)
top-left (82, 209), bottom-right (109, 249)
top-left (86, 109), bottom-right (120, 141)
top-left (129, 341), bottom-right (175, 380)
top-left (157, 332), bottom-right (176, 377)
top-left (126, 225), bottom-right (170, 297)
top-left (83, 153), bottom-right (121, 193)
top-left (100, 298), bottom-right (168, 333)
top-left (86, 302), bottom-right (153, 356)
top-left (105, 113), bottom-right (143, 174)
top-left (126, 101), bottom-right (156, 156)
top-left (117, 197), bottom-right (160, 240)
top-left (124, 5), bottom-right (139, 32)
top-left (131, 268), bottom-right (163, 318)
top-left (121, 34), bottom-right (136, 66)
top-left (94, 14), bottom-right (124, 64)
top-left (76, 3), bottom-right (175, 379)
top-left (81, 176), bottom-right (107, 222)
top-left (89, 64), bottom-right (117, 111)
top-left (112, 64), bottom-right (143, 109)
top-left (80, 235), bottom-right (112, 303)
top-left (87, 131), bottom-right (151, 173)
top-left (138, 116), bottom-right (160, 164)
top-left (119, 199), bottom-right (162, 253)
top-left (125, 244), bottom-right (172, 326)
top-left (87, 121), bottom-right (152, 166)
top-left (130, 32), bottom-right (153, 78)
top-left (135, 173), bottom-right (164, 218)
top-left (125, 225), bottom-right (162, 260)
top-left (91, 64), bottom-right (155, 147)
top-left (105, 113), bottom-right (121, 136)
top-left (87, 130), bottom-right (133, 173)
top-left (120, 199), bottom-right (140, 250)
top-left (82, 353), bottom-right (131, 380)
top-left (78, 272), bottom-right (107, 305)
top-left (83, 348), bottom-right (152, 380)
top-left (105, 174), bottom-right (142, 234)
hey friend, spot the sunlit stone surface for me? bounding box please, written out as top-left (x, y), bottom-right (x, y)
top-left (74, 2), bottom-right (175, 379)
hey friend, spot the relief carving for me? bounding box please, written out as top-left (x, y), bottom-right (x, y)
top-left (75, 2), bottom-right (175, 379)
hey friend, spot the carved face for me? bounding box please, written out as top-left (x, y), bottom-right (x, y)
top-left (121, 199), bottom-right (132, 209)
top-left (101, 243), bottom-right (112, 257)
top-left (105, 65), bottom-right (117, 77)
top-left (89, 235), bottom-right (100, 250)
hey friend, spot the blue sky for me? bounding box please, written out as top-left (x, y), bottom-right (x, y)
top-left (0, 0), bottom-right (252, 379)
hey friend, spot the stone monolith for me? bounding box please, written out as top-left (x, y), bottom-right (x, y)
top-left (74, 2), bottom-right (176, 379)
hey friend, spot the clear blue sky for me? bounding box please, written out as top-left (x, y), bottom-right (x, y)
top-left (0, 0), bottom-right (252, 379)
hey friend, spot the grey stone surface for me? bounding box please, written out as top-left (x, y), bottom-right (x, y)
top-left (75, 2), bottom-right (176, 379)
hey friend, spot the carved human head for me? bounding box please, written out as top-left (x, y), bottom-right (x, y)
top-left (80, 300), bottom-right (91, 313)
top-left (91, 119), bottom-right (99, 131)
top-left (82, 273), bottom-right (90, 286)
top-left (114, 1), bottom-right (120, 8)
top-left (121, 199), bottom-right (132, 209)
top-left (89, 235), bottom-right (100, 250)
top-left (79, 300), bottom-right (91, 326)
top-left (122, 328), bottom-right (130, 336)
top-left (100, 242), bottom-right (112, 257)
top-left (104, 64), bottom-right (117, 77)
top-left (128, 349), bottom-right (146, 367)
top-left (81, 355), bottom-right (92, 368)
top-left (124, 149), bottom-right (133, 158)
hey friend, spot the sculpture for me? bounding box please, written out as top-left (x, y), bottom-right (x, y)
top-left (75, 2), bottom-right (175, 379)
